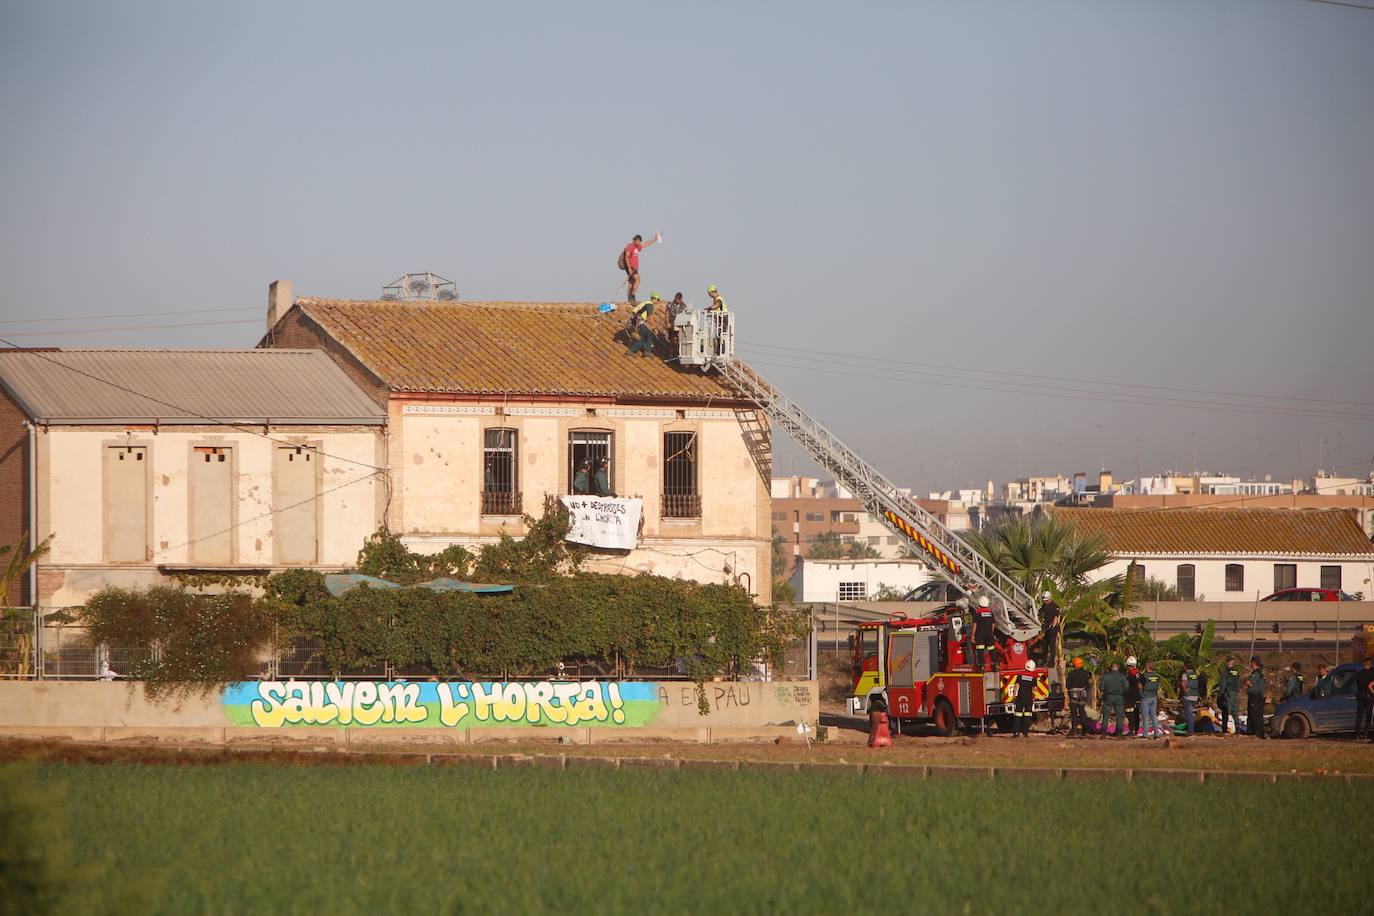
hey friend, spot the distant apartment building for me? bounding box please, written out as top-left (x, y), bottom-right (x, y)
top-left (1056, 507), bottom-right (1374, 602)
top-left (1005, 475), bottom-right (1072, 504)
top-left (770, 475), bottom-right (968, 565)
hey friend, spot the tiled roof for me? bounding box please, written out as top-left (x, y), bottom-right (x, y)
top-left (289, 298), bottom-right (741, 402)
top-left (0, 349), bottom-right (385, 425)
top-left (1053, 508), bottom-right (1374, 557)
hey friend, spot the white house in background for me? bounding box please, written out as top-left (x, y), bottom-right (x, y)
top-left (1055, 508), bottom-right (1374, 602)
top-left (789, 558), bottom-right (934, 603)
top-left (0, 349), bottom-right (388, 608)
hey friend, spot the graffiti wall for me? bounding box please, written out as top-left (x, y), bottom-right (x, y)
top-left (223, 681), bottom-right (655, 729)
top-left (0, 680), bottom-right (818, 736)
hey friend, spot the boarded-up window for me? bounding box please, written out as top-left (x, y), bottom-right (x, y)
top-left (103, 446), bottom-right (148, 562)
top-left (190, 446), bottom-right (233, 565)
top-left (274, 446), bottom-right (318, 565)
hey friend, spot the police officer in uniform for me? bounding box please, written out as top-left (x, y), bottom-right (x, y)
top-left (1099, 661), bottom-right (1129, 738)
top-left (1246, 656), bottom-right (1267, 739)
top-left (1013, 659), bottom-right (1038, 737)
top-left (972, 596), bottom-right (997, 672)
top-left (1217, 658), bottom-right (1242, 736)
top-left (1138, 660), bottom-right (1163, 739)
top-left (1179, 661), bottom-right (1200, 737)
top-left (1281, 662), bottom-right (1305, 703)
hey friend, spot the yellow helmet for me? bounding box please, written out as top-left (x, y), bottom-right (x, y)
top-left (707, 284), bottom-right (718, 294)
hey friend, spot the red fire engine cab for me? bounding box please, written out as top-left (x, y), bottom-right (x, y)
top-left (847, 609), bottom-right (1063, 735)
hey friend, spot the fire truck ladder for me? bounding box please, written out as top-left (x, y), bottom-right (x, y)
top-left (714, 357), bottom-right (1042, 642)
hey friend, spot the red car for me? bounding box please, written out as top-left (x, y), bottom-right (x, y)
top-left (1261, 587), bottom-right (1359, 602)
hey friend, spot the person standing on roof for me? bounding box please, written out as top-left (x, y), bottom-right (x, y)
top-left (627, 294), bottom-right (660, 358)
top-left (1012, 659), bottom-right (1038, 738)
top-left (620, 232), bottom-right (660, 305)
top-left (971, 596), bottom-right (997, 672)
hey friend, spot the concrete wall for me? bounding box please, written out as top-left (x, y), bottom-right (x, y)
top-left (34, 424), bottom-right (385, 607)
top-left (0, 679), bottom-right (819, 742)
top-left (1091, 557), bottom-right (1374, 602)
top-left (392, 401), bottom-right (772, 604)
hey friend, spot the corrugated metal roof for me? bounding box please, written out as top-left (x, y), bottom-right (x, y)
top-left (0, 349), bottom-right (386, 424)
top-left (292, 298), bottom-right (742, 402)
top-left (1053, 507), bottom-right (1374, 557)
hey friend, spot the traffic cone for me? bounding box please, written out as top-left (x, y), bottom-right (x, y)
top-left (868, 710), bottom-right (892, 748)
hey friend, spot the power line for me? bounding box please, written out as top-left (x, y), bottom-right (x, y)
top-left (741, 340), bottom-right (1374, 410)
top-left (0, 306), bottom-right (258, 326)
top-left (737, 351), bottom-right (1374, 422)
top-left (0, 336), bottom-right (390, 474)
top-left (1, 319), bottom-right (262, 339)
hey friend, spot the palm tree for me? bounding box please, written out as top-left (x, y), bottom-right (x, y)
top-left (0, 534), bottom-right (51, 677)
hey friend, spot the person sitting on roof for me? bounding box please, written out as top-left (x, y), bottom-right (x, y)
top-left (627, 293), bottom-right (659, 358)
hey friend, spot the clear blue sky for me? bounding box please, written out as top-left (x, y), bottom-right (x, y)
top-left (2, 0), bottom-right (1371, 491)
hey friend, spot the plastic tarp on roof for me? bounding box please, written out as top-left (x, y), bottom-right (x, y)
top-left (323, 574), bottom-right (514, 596)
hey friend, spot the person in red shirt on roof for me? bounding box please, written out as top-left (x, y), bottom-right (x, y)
top-left (619, 231), bottom-right (659, 305)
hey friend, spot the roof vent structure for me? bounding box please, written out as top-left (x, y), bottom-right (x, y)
top-left (380, 272), bottom-right (457, 301)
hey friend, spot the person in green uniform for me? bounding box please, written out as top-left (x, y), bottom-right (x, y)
top-left (1139, 660), bottom-right (1163, 739)
top-left (1281, 662), bottom-right (1305, 702)
top-left (1099, 661), bottom-right (1129, 738)
top-left (1246, 656), bottom-right (1267, 739)
top-left (1217, 658), bottom-right (1242, 736)
top-left (1179, 661), bottom-right (1200, 737)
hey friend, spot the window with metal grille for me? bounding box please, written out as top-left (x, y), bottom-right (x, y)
top-left (838, 581), bottom-right (866, 602)
top-left (662, 431), bottom-right (700, 518)
top-left (569, 431), bottom-right (612, 496)
top-left (1320, 565), bottom-right (1341, 591)
top-left (482, 428), bottom-right (520, 515)
top-left (1274, 563), bottom-right (1297, 591)
top-left (1225, 563), bottom-right (1244, 592)
top-left (1177, 563), bottom-right (1196, 600)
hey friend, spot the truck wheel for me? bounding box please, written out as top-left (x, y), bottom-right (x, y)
top-left (932, 700), bottom-right (957, 737)
top-left (1281, 714), bottom-right (1310, 740)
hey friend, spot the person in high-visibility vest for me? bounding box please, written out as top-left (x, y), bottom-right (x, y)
top-left (707, 285), bottom-right (730, 355)
top-left (972, 596), bottom-right (997, 672)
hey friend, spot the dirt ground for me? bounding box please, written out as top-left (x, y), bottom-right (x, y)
top-left (4, 721), bottom-right (1372, 775)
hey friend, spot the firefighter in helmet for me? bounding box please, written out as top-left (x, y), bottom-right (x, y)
top-left (972, 596), bottom-right (997, 672)
top-left (1012, 659), bottom-right (1038, 737)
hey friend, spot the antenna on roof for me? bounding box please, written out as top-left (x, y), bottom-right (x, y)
top-left (380, 272), bottom-right (457, 302)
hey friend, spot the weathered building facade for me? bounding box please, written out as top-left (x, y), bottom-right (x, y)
top-left (261, 285), bottom-right (774, 603)
top-left (0, 349), bottom-right (387, 607)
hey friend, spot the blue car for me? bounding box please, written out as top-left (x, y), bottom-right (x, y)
top-left (1272, 662), bottom-right (1363, 739)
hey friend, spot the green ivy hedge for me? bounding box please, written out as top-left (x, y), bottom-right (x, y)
top-left (81, 507), bottom-right (808, 697)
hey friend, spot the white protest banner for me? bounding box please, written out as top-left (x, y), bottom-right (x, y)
top-left (559, 496), bottom-right (642, 550)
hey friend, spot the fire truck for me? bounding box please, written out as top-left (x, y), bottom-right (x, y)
top-left (681, 314), bottom-right (1060, 733)
top-left (848, 611), bottom-right (1062, 735)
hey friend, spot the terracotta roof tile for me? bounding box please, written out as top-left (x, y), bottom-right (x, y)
top-left (292, 298), bottom-right (740, 403)
top-left (1053, 507), bottom-right (1374, 557)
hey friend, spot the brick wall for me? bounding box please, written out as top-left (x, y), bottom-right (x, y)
top-left (261, 309), bottom-right (390, 406)
top-left (0, 389), bottom-right (29, 605)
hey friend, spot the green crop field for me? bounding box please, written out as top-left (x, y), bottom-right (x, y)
top-left (4, 762), bottom-right (1369, 915)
